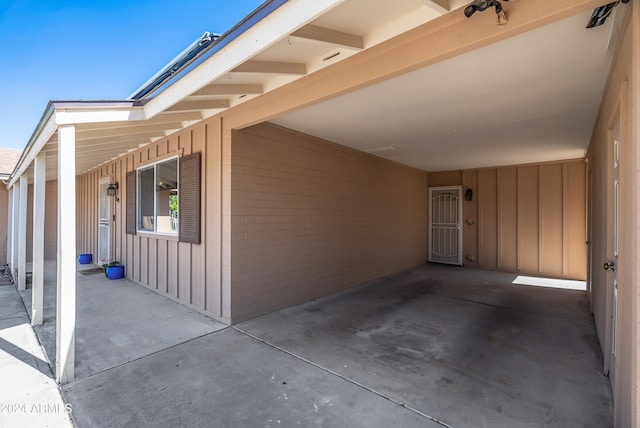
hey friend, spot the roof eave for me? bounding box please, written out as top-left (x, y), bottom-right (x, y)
top-left (7, 100), bottom-right (145, 187)
top-left (142, 0), bottom-right (347, 118)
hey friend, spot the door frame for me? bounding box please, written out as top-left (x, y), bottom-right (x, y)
top-left (428, 185), bottom-right (463, 266)
top-left (607, 118), bottom-right (621, 387)
top-left (98, 176), bottom-right (112, 265)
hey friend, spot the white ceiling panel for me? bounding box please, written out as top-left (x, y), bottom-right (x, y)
top-left (272, 12), bottom-right (615, 171)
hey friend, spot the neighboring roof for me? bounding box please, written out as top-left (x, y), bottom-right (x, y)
top-left (0, 148), bottom-right (23, 179)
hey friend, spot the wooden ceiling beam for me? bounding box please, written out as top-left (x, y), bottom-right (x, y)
top-left (74, 112), bottom-right (203, 131)
top-left (232, 61), bottom-right (306, 75)
top-left (166, 99), bottom-right (230, 112)
top-left (75, 123), bottom-right (181, 140)
top-left (193, 84), bottom-right (264, 97)
top-left (291, 25), bottom-right (364, 50)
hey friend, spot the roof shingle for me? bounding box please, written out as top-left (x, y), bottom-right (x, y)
top-left (0, 148), bottom-right (22, 177)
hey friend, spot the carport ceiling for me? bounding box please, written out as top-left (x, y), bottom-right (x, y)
top-left (271, 11), bottom-right (618, 172)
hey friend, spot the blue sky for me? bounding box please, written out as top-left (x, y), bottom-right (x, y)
top-left (0, 0), bottom-right (265, 150)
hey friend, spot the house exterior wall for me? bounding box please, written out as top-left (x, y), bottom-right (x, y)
top-left (229, 123), bottom-right (429, 322)
top-left (0, 186), bottom-right (8, 265)
top-left (70, 0), bottom-right (614, 327)
top-left (75, 120), bottom-right (428, 324)
top-left (428, 160), bottom-right (587, 280)
top-left (26, 180), bottom-right (58, 262)
top-left (587, 5), bottom-right (639, 426)
top-left (76, 120), bottom-right (227, 322)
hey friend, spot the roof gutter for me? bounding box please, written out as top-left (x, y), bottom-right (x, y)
top-left (130, 0), bottom-right (289, 101)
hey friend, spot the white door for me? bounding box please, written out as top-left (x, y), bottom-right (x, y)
top-left (429, 186), bottom-right (463, 266)
top-left (606, 121), bottom-right (620, 387)
top-left (98, 177), bottom-right (111, 265)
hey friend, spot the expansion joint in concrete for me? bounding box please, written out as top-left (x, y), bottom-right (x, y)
top-left (59, 326), bottom-right (233, 385)
top-left (232, 326), bottom-right (456, 428)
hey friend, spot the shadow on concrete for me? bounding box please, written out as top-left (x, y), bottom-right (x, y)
top-left (19, 260), bottom-right (226, 380)
top-left (0, 334), bottom-right (51, 378)
top-left (0, 284), bottom-right (73, 428)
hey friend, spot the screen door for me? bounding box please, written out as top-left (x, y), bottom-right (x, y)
top-left (429, 186), bottom-right (463, 266)
top-left (98, 177), bottom-right (111, 265)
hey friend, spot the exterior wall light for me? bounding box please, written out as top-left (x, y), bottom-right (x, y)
top-left (107, 183), bottom-right (118, 197)
top-left (465, 188), bottom-right (473, 201)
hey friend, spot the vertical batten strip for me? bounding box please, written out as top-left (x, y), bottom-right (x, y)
top-left (497, 170), bottom-right (502, 269)
top-left (563, 163), bottom-right (570, 276)
top-left (517, 167), bottom-right (522, 271)
top-left (538, 165), bottom-right (544, 273)
top-left (477, 174), bottom-right (484, 266)
top-left (515, 168), bottom-right (519, 271)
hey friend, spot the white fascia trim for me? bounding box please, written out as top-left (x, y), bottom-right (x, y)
top-left (142, 0), bottom-right (347, 119)
top-left (7, 113), bottom-right (57, 188)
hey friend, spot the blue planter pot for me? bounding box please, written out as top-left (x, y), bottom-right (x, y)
top-left (78, 254), bottom-right (92, 264)
top-left (105, 265), bottom-right (125, 280)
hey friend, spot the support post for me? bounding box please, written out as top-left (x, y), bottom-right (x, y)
top-left (11, 180), bottom-right (20, 279)
top-left (17, 176), bottom-right (28, 291)
top-left (32, 154), bottom-right (46, 326)
top-left (6, 187), bottom-right (12, 268)
top-left (56, 125), bottom-right (76, 384)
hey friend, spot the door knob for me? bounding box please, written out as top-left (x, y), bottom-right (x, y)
top-left (603, 261), bottom-right (616, 271)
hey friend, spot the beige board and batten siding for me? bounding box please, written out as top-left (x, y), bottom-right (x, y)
top-left (25, 181), bottom-right (58, 262)
top-left (76, 120), bottom-right (227, 322)
top-left (0, 180), bottom-right (59, 264)
top-left (429, 160), bottom-right (587, 280)
top-left (229, 123), bottom-right (429, 322)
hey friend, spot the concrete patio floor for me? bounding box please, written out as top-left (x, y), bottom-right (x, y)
top-left (19, 261), bottom-right (226, 380)
top-left (238, 265), bottom-right (613, 428)
top-left (5, 262), bottom-right (612, 427)
top-left (0, 284), bottom-right (72, 428)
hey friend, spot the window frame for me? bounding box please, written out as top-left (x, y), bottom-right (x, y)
top-left (135, 155), bottom-right (180, 236)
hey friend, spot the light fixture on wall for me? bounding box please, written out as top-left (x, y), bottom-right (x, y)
top-left (464, 0), bottom-right (509, 26)
top-left (465, 188), bottom-right (473, 201)
top-left (107, 182), bottom-right (118, 197)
